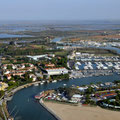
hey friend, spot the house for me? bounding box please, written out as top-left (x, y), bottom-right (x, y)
top-left (21, 64), bottom-right (25, 69)
top-left (13, 72), bottom-right (25, 77)
top-left (2, 63), bottom-right (36, 79)
top-left (29, 74), bottom-right (37, 81)
top-left (45, 64), bottom-right (55, 68)
top-left (6, 74), bottom-right (12, 80)
top-left (71, 94), bottom-right (83, 102)
top-left (2, 64), bottom-right (7, 70)
top-left (48, 54), bottom-right (55, 57)
top-left (4, 70), bottom-right (10, 75)
top-left (12, 65), bottom-right (17, 69)
top-left (0, 82), bottom-right (8, 91)
top-left (35, 72), bottom-right (43, 79)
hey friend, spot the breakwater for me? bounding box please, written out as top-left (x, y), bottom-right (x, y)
top-left (40, 99), bottom-right (61, 120)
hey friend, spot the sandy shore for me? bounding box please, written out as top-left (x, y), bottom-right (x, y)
top-left (44, 102), bottom-right (120, 120)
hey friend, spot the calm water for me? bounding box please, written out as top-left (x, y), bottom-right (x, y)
top-left (7, 74), bottom-right (120, 120)
top-left (0, 34), bottom-right (32, 38)
top-left (52, 37), bottom-right (63, 43)
top-left (52, 37), bottom-right (120, 54)
top-left (99, 46), bottom-right (120, 54)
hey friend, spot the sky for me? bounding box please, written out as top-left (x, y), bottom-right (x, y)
top-left (0, 0), bottom-right (120, 21)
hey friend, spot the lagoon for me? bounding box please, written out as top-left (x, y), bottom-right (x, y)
top-left (0, 34), bottom-right (32, 38)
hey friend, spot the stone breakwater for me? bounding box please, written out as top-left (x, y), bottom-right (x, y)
top-left (40, 99), bottom-right (61, 120)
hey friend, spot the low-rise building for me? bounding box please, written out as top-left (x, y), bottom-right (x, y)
top-left (3, 63), bottom-right (36, 79)
top-left (45, 64), bottom-right (55, 68)
top-left (71, 94), bottom-right (83, 102)
top-left (6, 74), bottom-right (12, 80)
top-left (0, 82), bottom-right (8, 91)
top-left (29, 74), bottom-right (37, 81)
top-left (45, 67), bottom-right (68, 76)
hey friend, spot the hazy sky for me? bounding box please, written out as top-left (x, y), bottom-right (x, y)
top-left (0, 0), bottom-right (120, 21)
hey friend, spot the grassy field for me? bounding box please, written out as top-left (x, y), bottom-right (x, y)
top-left (76, 48), bottom-right (118, 56)
top-left (55, 51), bottom-right (69, 56)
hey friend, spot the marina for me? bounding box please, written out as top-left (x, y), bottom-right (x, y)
top-left (0, 1), bottom-right (120, 119)
top-left (74, 61), bottom-right (120, 70)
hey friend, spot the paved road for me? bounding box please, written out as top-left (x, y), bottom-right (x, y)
top-left (1, 106), bottom-right (7, 120)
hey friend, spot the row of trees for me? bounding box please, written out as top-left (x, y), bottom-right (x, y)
top-left (3, 46), bottom-right (61, 56)
top-left (51, 56), bottom-right (68, 68)
top-left (50, 74), bottom-right (69, 80)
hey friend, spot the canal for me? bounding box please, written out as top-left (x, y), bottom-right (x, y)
top-left (7, 74), bottom-right (120, 120)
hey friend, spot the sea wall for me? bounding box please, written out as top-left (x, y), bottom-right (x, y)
top-left (40, 99), bottom-right (61, 120)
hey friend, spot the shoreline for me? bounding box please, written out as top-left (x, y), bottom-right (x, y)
top-left (6, 81), bottom-right (42, 99)
top-left (40, 99), bottom-right (61, 120)
top-left (43, 101), bottom-right (120, 120)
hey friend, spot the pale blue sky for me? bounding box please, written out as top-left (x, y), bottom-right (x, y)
top-left (0, 0), bottom-right (120, 20)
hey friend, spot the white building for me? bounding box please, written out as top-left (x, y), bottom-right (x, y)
top-left (27, 54), bottom-right (55, 61)
top-left (71, 94), bottom-right (83, 102)
top-left (45, 67), bottom-right (68, 76)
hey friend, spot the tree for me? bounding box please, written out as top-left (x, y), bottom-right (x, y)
top-left (8, 81), bottom-right (17, 87)
top-left (86, 87), bottom-right (94, 94)
top-left (84, 94), bottom-right (90, 104)
top-left (115, 95), bottom-right (119, 102)
top-left (0, 90), bottom-right (4, 97)
top-left (7, 65), bottom-right (12, 70)
top-left (25, 64), bottom-right (30, 68)
top-left (90, 100), bottom-right (96, 105)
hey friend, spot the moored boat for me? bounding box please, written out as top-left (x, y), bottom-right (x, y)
top-left (35, 91), bottom-right (44, 99)
top-left (52, 80), bottom-right (57, 83)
